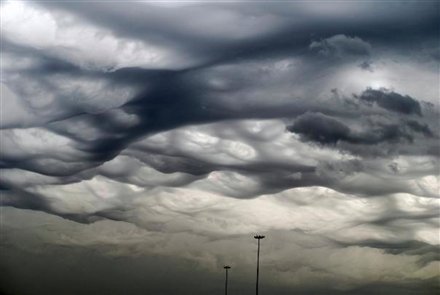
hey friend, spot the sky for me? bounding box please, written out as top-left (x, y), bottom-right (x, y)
top-left (0, 1), bottom-right (439, 294)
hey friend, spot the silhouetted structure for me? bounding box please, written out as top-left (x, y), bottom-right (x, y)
top-left (254, 235), bottom-right (265, 295)
top-left (224, 265), bottom-right (231, 295)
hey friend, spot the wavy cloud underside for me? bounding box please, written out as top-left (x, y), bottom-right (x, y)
top-left (1, 1), bottom-right (439, 294)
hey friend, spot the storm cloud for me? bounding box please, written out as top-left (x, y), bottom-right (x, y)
top-left (357, 88), bottom-right (422, 116)
top-left (1, 1), bottom-right (439, 294)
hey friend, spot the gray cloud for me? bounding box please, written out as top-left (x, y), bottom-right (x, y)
top-left (2, 207), bottom-right (439, 295)
top-left (357, 88), bottom-right (422, 116)
top-left (309, 34), bottom-right (372, 58)
top-left (287, 108), bottom-right (437, 158)
top-left (359, 60), bottom-right (374, 72)
top-left (1, 1), bottom-right (439, 294)
top-left (288, 112), bottom-right (351, 144)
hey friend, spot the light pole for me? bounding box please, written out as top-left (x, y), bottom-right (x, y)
top-left (224, 265), bottom-right (231, 295)
top-left (254, 235), bottom-right (265, 295)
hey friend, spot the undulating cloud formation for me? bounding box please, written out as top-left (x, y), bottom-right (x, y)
top-left (1, 1), bottom-right (439, 294)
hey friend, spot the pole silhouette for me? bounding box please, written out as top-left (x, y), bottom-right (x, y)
top-left (254, 235), bottom-right (265, 295)
top-left (224, 265), bottom-right (231, 295)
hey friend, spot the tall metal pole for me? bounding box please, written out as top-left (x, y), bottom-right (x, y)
top-left (224, 265), bottom-right (231, 295)
top-left (254, 235), bottom-right (265, 295)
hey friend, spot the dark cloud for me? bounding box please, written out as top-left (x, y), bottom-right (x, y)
top-left (309, 34), bottom-right (371, 58)
top-left (406, 120), bottom-right (434, 137)
top-left (356, 88), bottom-right (422, 116)
top-left (367, 241), bottom-right (440, 268)
top-left (287, 112), bottom-right (351, 144)
top-left (359, 60), bottom-right (374, 72)
top-left (1, 1), bottom-right (439, 294)
top-left (287, 111), bottom-right (436, 155)
top-left (0, 187), bottom-right (51, 213)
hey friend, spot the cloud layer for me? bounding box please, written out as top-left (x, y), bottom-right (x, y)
top-left (1, 1), bottom-right (439, 294)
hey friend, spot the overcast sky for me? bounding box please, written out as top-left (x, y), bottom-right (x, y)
top-left (1, 1), bottom-right (439, 294)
